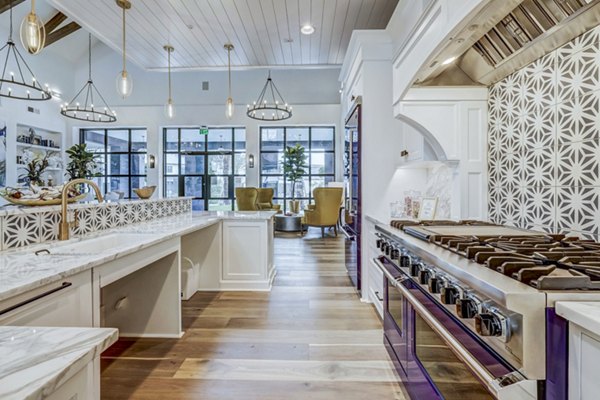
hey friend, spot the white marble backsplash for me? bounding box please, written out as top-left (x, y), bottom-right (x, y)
top-left (0, 197), bottom-right (192, 250)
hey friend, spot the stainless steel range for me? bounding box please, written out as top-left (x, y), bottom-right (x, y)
top-left (374, 221), bottom-right (600, 400)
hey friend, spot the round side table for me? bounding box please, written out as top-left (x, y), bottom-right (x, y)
top-left (274, 214), bottom-right (304, 234)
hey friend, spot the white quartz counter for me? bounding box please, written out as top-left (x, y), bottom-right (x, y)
top-left (0, 210), bottom-right (276, 302)
top-left (0, 326), bottom-right (118, 400)
top-left (556, 301), bottom-right (600, 334)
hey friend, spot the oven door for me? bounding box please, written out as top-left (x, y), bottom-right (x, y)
top-left (377, 256), bottom-right (538, 400)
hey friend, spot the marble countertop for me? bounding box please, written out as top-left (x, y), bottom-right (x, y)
top-left (0, 210), bottom-right (276, 302)
top-left (556, 302), bottom-right (600, 334)
top-left (0, 326), bottom-right (118, 400)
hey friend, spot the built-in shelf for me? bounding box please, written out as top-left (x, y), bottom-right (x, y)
top-left (16, 142), bottom-right (61, 152)
top-left (16, 164), bottom-right (62, 171)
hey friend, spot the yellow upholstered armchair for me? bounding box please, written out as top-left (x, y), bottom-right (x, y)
top-left (235, 188), bottom-right (258, 211)
top-left (303, 187), bottom-right (343, 238)
top-left (256, 188), bottom-right (282, 213)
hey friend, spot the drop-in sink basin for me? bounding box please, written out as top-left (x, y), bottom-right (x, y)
top-left (43, 233), bottom-right (155, 255)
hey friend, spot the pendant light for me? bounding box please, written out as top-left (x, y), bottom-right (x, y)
top-left (0, 0), bottom-right (50, 101)
top-left (115, 0), bottom-right (132, 98)
top-left (224, 43), bottom-right (234, 119)
top-left (246, 71), bottom-right (292, 121)
top-left (163, 45), bottom-right (175, 120)
top-left (61, 34), bottom-right (117, 123)
top-left (20, 0), bottom-right (45, 54)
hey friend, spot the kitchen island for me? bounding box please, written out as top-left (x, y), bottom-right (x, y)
top-left (0, 208), bottom-right (276, 399)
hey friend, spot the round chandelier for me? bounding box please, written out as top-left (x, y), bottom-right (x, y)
top-left (60, 34), bottom-right (117, 123)
top-left (0, 0), bottom-right (51, 101)
top-left (246, 71), bottom-right (292, 121)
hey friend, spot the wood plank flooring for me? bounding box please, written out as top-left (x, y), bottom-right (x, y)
top-left (101, 229), bottom-right (406, 399)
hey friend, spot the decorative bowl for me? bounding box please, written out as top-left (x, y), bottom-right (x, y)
top-left (133, 186), bottom-right (156, 199)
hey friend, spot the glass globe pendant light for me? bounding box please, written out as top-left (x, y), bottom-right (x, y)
top-left (163, 45), bottom-right (175, 120)
top-left (224, 43), bottom-right (234, 119)
top-left (20, 0), bottom-right (45, 54)
top-left (115, 0), bottom-right (132, 98)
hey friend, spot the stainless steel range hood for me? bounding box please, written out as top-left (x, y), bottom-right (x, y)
top-left (415, 0), bottom-right (600, 86)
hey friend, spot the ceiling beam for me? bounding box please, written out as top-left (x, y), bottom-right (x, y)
top-left (0, 0), bottom-right (25, 14)
top-left (44, 12), bottom-right (68, 34)
top-left (45, 21), bottom-right (81, 48)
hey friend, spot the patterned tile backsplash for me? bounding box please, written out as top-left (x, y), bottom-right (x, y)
top-left (488, 25), bottom-right (600, 240)
top-left (0, 198), bottom-right (192, 250)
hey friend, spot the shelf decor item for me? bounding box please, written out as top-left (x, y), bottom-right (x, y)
top-left (65, 143), bottom-right (101, 181)
top-left (115, 0), bottom-right (133, 98)
top-left (283, 143), bottom-right (307, 214)
top-left (19, 153), bottom-right (48, 186)
top-left (246, 71), bottom-right (292, 121)
top-left (163, 45), bottom-right (175, 119)
top-left (224, 43), bottom-right (234, 119)
top-left (418, 197), bottom-right (438, 220)
top-left (0, 0), bottom-right (51, 101)
top-left (61, 34), bottom-right (117, 123)
top-left (20, 0), bottom-right (45, 55)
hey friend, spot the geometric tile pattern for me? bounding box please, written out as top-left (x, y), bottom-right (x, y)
top-left (0, 198), bottom-right (193, 250)
top-left (488, 25), bottom-right (600, 241)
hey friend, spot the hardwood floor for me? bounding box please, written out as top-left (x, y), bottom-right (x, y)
top-left (101, 228), bottom-right (406, 399)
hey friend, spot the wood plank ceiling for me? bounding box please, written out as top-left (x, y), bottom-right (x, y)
top-left (48, 0), bottom-right (398, 70)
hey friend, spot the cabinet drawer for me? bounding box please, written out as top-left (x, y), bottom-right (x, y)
top-left (368, 259), bottom-right (384, 318)
top-left (0, 271), bottom-right (93, 327)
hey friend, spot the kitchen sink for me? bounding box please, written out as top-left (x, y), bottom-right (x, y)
top-left (41, 233), bottom-right (157, 255)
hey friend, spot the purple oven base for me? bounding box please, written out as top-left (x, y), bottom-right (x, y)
top-left (381, 256), bottom-right (514, 400)
top-left (381, 251), bottom-right (572, 400)
top-left (546, 308), bottom-right (568, 400)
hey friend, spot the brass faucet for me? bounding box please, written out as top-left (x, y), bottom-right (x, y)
top-left (59, 179), bottom-right (104, 241)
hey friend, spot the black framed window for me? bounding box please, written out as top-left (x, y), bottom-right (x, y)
top-left (163, 127), bottom-right (246, 211)
top-left (80, 128), bottom-right (147, 198)
top-left (260, 126), bottom-right (335, 212)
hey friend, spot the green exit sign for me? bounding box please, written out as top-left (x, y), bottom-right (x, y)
top-left (199, 127), bottom-right (209, 135)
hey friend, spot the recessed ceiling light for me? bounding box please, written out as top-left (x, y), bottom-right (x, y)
top-left (301, 24), bottom-right (315, 35)
top-left (441, 56), bottom-right (457, 65)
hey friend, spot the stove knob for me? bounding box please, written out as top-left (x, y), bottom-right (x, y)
top-left (419, 268), bottom-right (432, 285)
top-left (475, 313), bottom-right (503, 337)
top-left (428, 275), bottom-right (445, 294)
top-left (391, 247), bottom-right (399, 260)
top-left (410, 262), bottom-right (422, 277)
top-left (384, 243), bottom-right (391, 256)
top-left (456, 298), bottom-right (478, 318)
top-left (376, 238), bottom-right (383, 249)
top-left (400, 254), bottom-right (411, 268)
top-left (441, 286), bottom-right (460, 305)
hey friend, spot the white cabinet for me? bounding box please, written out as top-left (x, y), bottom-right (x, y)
top-left (569, 324), bottom-right (600, 400)
top-left (0, 271), bottom-right (92, 327)
top-left (221, 219), bottom-right (275, 291)
top-left (365, 218), bottom-right (384, 318)
top-left (46, 360), bottom-right (95, 400)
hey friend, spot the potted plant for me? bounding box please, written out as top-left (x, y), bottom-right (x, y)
top-left (283, 143), bottom-right (308, 214)
top-left (20, 153), bottom-right (48, 186)
top-left (65, 144), bottom-right (101, 197)
top-left (65, 143), bottom-right (101, 180)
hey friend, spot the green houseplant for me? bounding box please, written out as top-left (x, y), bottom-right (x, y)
top-left (283, 143), bottom-right (308, 214)
top-left (65, 143), bottom-right (101, 181)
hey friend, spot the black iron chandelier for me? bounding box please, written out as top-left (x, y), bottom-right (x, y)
top-left (61, 34), bottom-right (116, 123)
top-left (246, 71), bottom-right (292, 121)
top-left (0, 0), bottom-right (51, 101)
